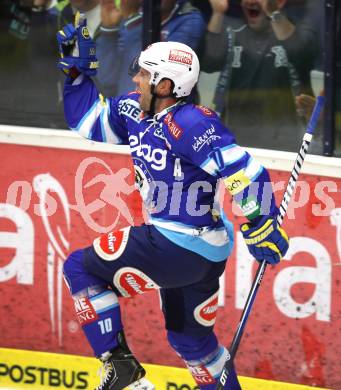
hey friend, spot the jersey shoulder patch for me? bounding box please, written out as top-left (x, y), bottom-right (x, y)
top-left (195, 105), bottom-right (216, 117)
top-left (118, 96), bottom-right (142, 123)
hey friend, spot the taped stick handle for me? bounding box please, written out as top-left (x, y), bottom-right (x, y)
top-left (307, 95), bottom-right (325, 135)
top-left (277, 95), bottom-right (325, 226)
top-left (215, 95), bottom-right (325, 390)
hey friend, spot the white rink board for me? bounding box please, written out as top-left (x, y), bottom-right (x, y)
top-left (0, 125), bottom-right (341, 178)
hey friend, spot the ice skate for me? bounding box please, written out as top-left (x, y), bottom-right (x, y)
top-left (96, 331), bottom-right (146, 390)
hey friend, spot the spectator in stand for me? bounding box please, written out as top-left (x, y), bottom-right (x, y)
top-left (0, 0), bottom-right (69, 128)
top-left (201, 0), bottom-right (319, 152)
top-left (0, 0), bottom-right (102, 129)
top-left (97, 0), bottom-right (143, 97)
top-left (97, 0), bottom-right (206, 97)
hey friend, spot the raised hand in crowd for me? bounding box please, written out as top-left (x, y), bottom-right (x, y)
top-left (100, 0), bottom-right (122, 28)
top-left (100, 0), bottom-right (141, 29)
top-left (258, 0), bottom-right (282, 16)
top-left (208, 0), bottom-right (229, 33)
top-left (258, 0), bottom-right (295, 39)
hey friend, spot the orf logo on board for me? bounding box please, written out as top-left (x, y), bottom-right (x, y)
top-left (194, 292), bottom-right (218, 326)
top-left (75, 297), bottom-right (98, 325)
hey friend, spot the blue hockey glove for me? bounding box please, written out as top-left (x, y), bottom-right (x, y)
top-left (241, 215), bottom-right (289, 264)
top-left (56, 19), bottom-right (99, 76)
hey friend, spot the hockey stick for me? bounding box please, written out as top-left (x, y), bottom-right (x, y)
top-left (215, 95), bottom-right (325, 389)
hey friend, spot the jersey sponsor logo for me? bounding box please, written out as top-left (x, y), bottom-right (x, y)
top-left (192, 124), bottom-right (221, 152)
top-left (113, 267), bottom-right (159, 297)
top-left (130, 132), bottom-right (167, 171)
top-left (164, 112), bottom-right (183, 140)
top-left (74, 297), bottom-right (98, 325)
top-left (168, 49), bottom-right (193, 66)
top-left (188, 365), bottom-right (215, 385)
top-left (196, 105), bottom-right (214, 116)
top-left (118, 99), bottom-right (142, 123)
top-left (239, 196), bottom-right (260, 218)
top-left (224, 169), bottom-right (251, 195)
top-left (93, 226), bottom-right (130, 261)
top-left (193, 291), bottom-right (218, 326)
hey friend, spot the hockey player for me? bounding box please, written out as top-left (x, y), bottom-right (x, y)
top-left (57, 18), bottom-right (289, 390)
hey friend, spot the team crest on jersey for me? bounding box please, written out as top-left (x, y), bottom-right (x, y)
top-left (113, 267), bottom-right (159, 297)
top-left (74, 297), bottom-right (98, 325)
top-left (194, 291), bottom-right (218, 326)
top-left (93, 226), bottom-right (130, 261)
top-left (164, 112), bottom-right (183, 140)
top-left (188, 365), bottom-right (215, 385)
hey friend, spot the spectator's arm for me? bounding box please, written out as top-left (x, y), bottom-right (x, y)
top-left (260, 0), bottom-right (295, 40)
top-left (282, 24), bottom-right (318, 75)
top-left (269, 14), bottom-right (295, 40)
top-left (200, 0), bottom-right (230, 72)
top-left (96, 29), bottom-right (120, 97)
top-left (208, 0), bottom-right (229, 33)
top-left (200, 29), bottom-right (229, 73)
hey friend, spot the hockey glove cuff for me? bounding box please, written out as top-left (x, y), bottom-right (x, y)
top-left (241, 215), bottom-right (289, 264)
top-left (56, 19), bottom-right (99, 76)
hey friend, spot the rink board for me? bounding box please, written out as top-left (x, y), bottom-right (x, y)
top-left (0, 126), bottom-right (341, 389)
top-left (0, 348), bottom-right (329, 390)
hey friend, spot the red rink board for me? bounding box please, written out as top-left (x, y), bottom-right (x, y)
top-left (0, 142), bottom-right (340, 389)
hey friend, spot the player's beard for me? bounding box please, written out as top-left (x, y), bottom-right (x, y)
top-left (139, 92), bottom-right (153, 113)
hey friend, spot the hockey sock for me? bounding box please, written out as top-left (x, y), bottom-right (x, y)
top-left (168, 331), bottom-right (241, 389)
top-left (73, 287), bottom-right (123, 357)
top-left (63, 250), bottom-right (124, 357)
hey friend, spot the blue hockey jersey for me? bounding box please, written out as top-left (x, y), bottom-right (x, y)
top-left (64, 75), bottom-right (276, 262)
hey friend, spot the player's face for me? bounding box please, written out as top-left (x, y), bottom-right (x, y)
top-left (132, 68), bottom-right (153, 112)
top-left (241, 0), bottom-right (269, 31)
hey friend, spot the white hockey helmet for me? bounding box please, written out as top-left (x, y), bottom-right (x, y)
top-left (138, 41), bottom-right (200, 98)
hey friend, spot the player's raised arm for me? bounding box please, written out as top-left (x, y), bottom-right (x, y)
top-left (56, 17), bottom-right (129, 144)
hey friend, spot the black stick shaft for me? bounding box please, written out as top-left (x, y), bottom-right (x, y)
top-left (215, 96), bottom-right (325, 389)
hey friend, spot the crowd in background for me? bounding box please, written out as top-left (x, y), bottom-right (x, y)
top-left (0, 0), bottom-right (331, 153)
